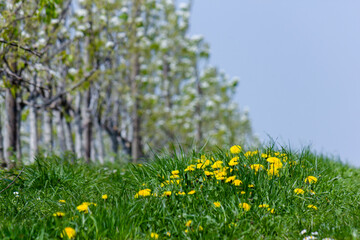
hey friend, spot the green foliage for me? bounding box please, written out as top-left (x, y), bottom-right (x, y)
top-left (0, 146), bottom-right (359, 239)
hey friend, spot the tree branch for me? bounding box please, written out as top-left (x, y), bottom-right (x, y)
top-left (0, 40), bottom-right (42, 58)
top-left (42, 68), bottom-right (99, 108)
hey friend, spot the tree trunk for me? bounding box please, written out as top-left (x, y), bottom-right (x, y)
top-left (74, 93), bottom-right (83, 158)
top-left (43, 110), bottom-right (53, 152)
top-left (29, 99), bottom-right (38, 162)
top-left (54, 110), bottom-right (66, 152)
top-left (94, 116), bottom-right (104, 164)
top-left (195, 61), bottom-right (202, 142)
top-left (0, 108), bottom-right (5, 167)
top-left (28, 76), bottom-right (38, 162)
top-left (130, 53), bottom-right (142, 163)
top-left (82, 89), bottom-right (92, 163)
top-left (4, 87), bottom-right (18, 168)
top-left (64, 117), bottom-right (75, 153)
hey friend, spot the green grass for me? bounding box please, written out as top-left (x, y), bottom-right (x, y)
top-left (0, 146), bottom-right (359, 239)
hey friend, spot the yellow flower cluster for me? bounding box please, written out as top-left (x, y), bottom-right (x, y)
top-left (131, 144), bottom-right (321, 236)
top-left (61, 227), bottom-right (76, 239)
top-left (77, 202), bottom-right (97, 213)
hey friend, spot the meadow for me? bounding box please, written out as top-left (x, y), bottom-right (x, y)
top-left (0, 145), bottom-right (359, 239)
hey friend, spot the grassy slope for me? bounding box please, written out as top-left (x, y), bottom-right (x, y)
top-left (0, 147), bottom-right (359, 240)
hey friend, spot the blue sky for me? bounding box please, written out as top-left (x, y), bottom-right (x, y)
top-left (189, 0), bottom-right (360, 166)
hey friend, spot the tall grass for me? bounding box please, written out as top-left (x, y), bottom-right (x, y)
top-left (0, 146), bottom-right (359, 239)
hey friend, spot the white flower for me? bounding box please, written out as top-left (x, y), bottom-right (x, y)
top-left (311, 232), bottom-right (319, 235)
top-left (13, 191), bottom-right (19, 195)
top-left (191, 34), bottom-right (204, 41)
top-left (50, 19), bottom-right (59, 24)
top-left (99, 15), bottom-right (107, 22)
top-left (75, 31), bottom-right (84, 38)
top-left (301, 230), bottom-right (307, 235)
top-left (36, 38), bottom-right (47, 47)
top-left (117, 32), bottom-right (126, 39)
top-left (121, 7), bottom-right (128, 13)
top-left (68, 68), bottom-right (78, 75)
top-left (110, 16), bottom-right (120, 26)
top-left (105, 41), bottom-right (115, 48)
top-left (77, 24), bottom-right (87, 31)
top-left (179, 3), bottom-right (189, 10)
top-left (21, 31), bottom-right (30, 39)
top-left (75, 8), bottom-right (88, 18)
top-left (303, 236), bottom-right (316, 240)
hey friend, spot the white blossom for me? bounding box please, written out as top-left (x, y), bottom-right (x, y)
top-left (179, 3), bottom-right (189, 10)
top-left (99, 15), bottom-right (107, 22)
top-left (75, 8), bottom-right (88, 18)
top-left (300, 230), bottom-right (307, 235)
top-left (50, 19), bottom-right (59, 24)
top-left (110, 16), bottom-right (121, 26)
top-left (77, 24), bottom-right (87, 31)
top-left (191, 34), bottom-right (203, 42)
top-left (68, 68), bottom-right (78, 75)
top-left (75, 31), bottom-right (84, 38)
top-left (105, 41), bottom-right (115, 48)
top-left (117, 32), bottom-right (126, 39)
top-left (36, 38), bottom-right (47, 47)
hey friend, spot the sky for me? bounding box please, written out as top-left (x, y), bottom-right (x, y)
top-left (189, 0), bottom-right (360, 166)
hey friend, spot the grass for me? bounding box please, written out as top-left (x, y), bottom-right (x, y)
top-left (0, 145), bottom-right (359, 239)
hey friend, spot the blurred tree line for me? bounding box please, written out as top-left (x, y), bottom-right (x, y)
top-left (0, 0), bottom-right (257, 168)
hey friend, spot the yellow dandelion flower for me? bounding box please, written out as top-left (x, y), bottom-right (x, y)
top-left (170, 175), bottom-right (179, 179)
top-left (166, 232), bottom-right (171, 237)
top-left (178, 191), bottom-right (186, 195)
top-left (185, 229), bottom-right (188, 233)
top-left (185, 220), bottom-right (192, 227)
top-left (225, 175), bottom-right (236, 183)
top-left (229, 157), bottom-right (239, 166)
top-left (230, 145), bottom-right (242, 154)
top-left (60, 227), bottom-right (76, 239)
top-left (307, 204), bottom-right (318, 210)
top-left (266, 208), bottom-right (275, 213)
top-left (248, 184), bottom-right (254, 188)
top-left (310, 190), bottom-right (316, 195)
top-left (244, 151), bottom-right (252, 158)
top-left (240, 191), bottom-right (246, 194)
top-left (199, 226), bottom-right (204, 231)
top-left (233, 179), bottom-right (243, 186)
top-left (239, 202), bottom-right (251, 211)
top-left (185, 165), bottom-right (196, 172)
top-left (76, 204), bottom-right (88, 213)
top-left (250, 164), bottom-right (265, 172)
top-left (150, 232), bottom-right (159, 239)
top-left (213, 202), bottom-right (221, 208)
top-left (102, 194), bottom-right (108, 199)
top-left (211, 161), bottom-right (223, 169)
top-left (294, 188), bottom-right (304, 195)
top-left (204, 171), bottom-right (214, 176)
top-left (261, 153), bottom-right (268, 158)
top-left (188, 190), bottom-right (196, 195)
top-left (172, 170), bottom-right (179, 175)
top-left (138, 189), bottom-right (151, 197)
top-left (304, 176), bottom-right (318, 184)
top-left (162, 191), bottom-right (172, 197)
top-left (267, 166), bottom-right (279, 177)
top-left (267, 157), bottom-right (283, 169)
top-left (259, 204), bottom-right (269, 208)
top-left (59, 200), bottom-right (66, 203)
top-left (53, 212), bottom-right (65, 217)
